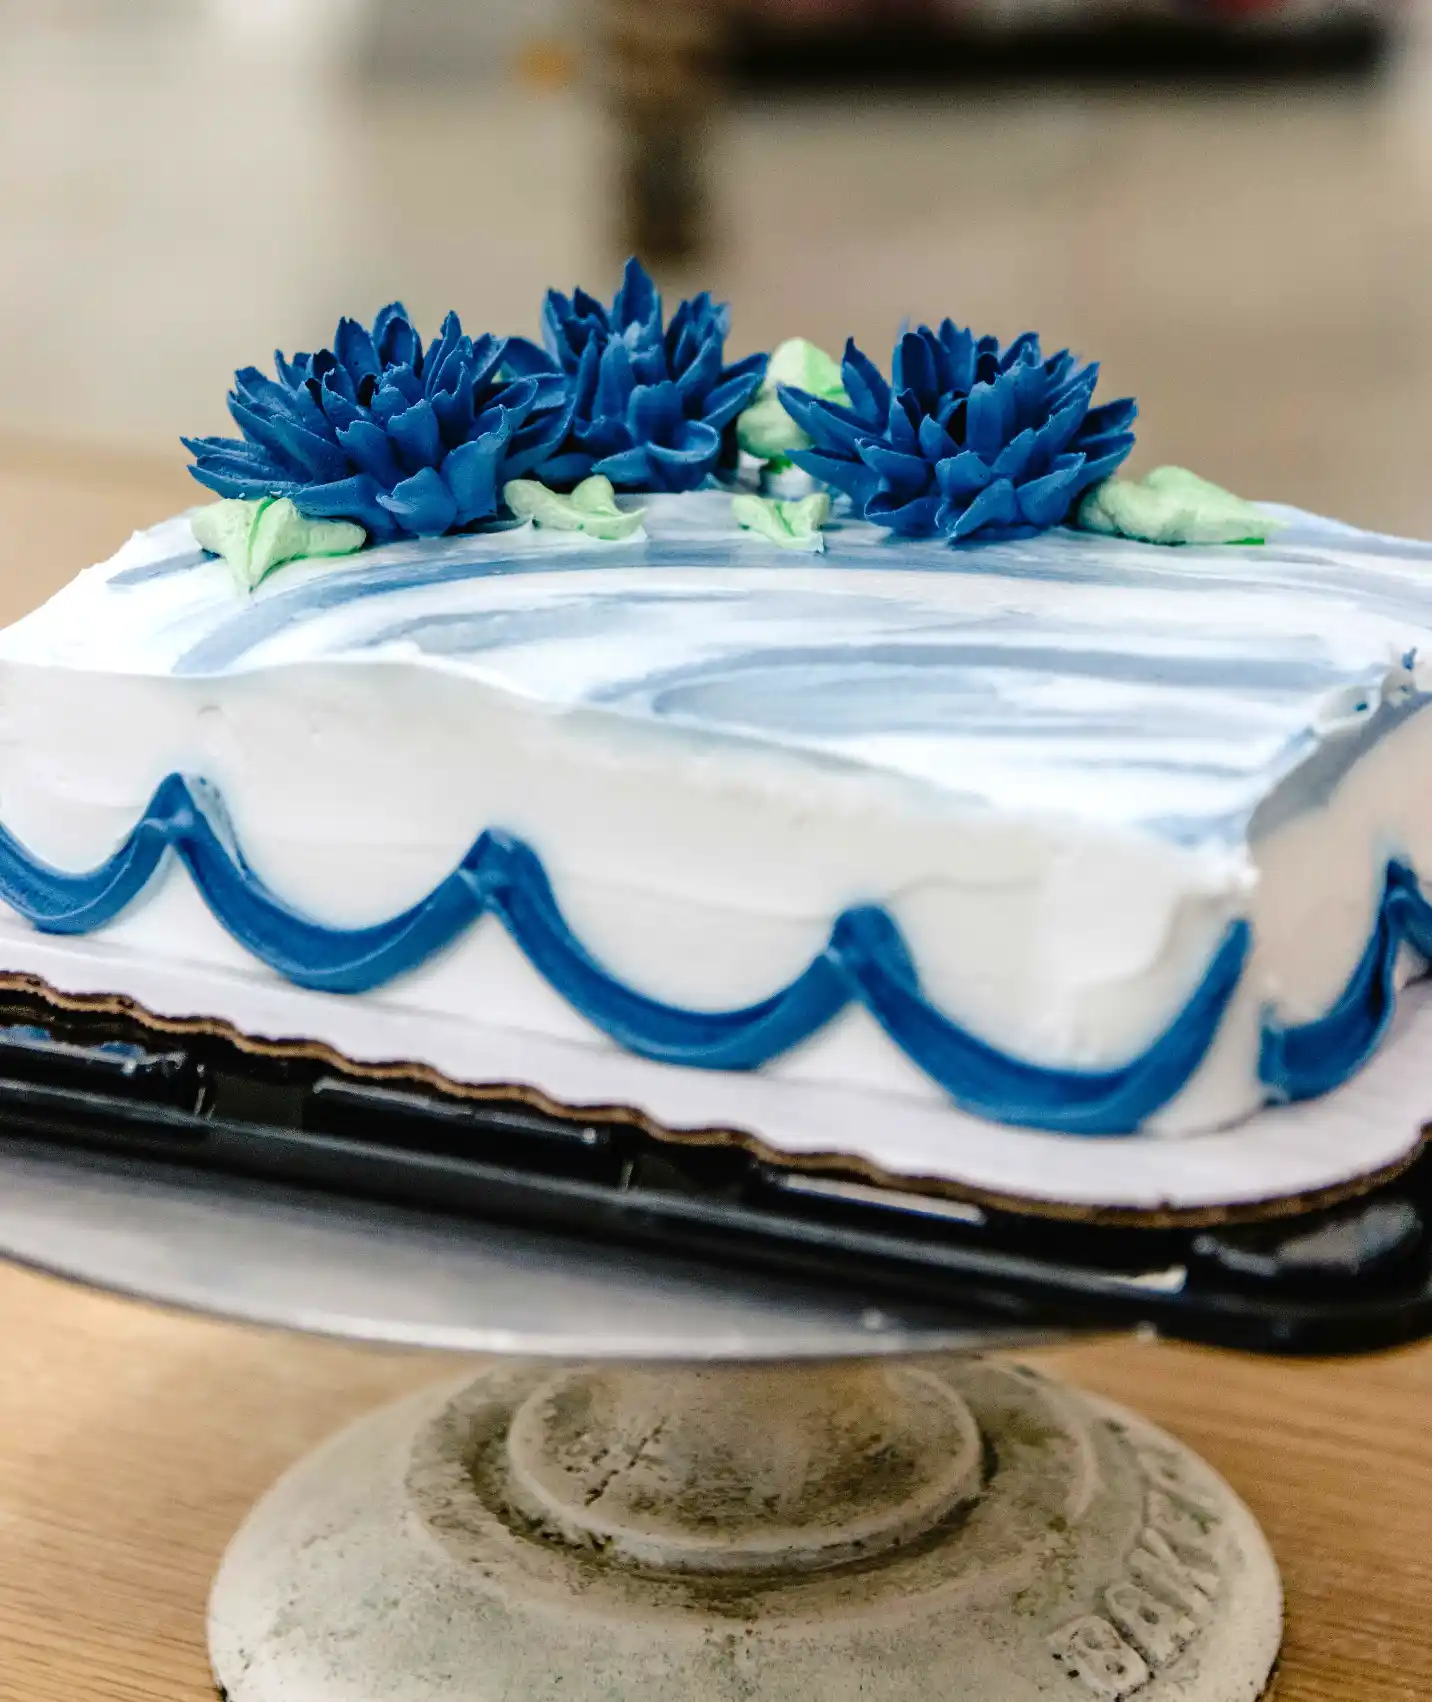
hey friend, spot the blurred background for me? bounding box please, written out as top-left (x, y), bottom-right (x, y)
top-left (0, 0), bottom-right (1427, 594)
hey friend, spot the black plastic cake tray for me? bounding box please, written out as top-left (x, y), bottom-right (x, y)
top-left (0, 982), bottom-right (1426, 1357)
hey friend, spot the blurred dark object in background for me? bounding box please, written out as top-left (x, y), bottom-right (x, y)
top-left (608, 0), bottom-right (1398, 258)
top-left (603, 0), bottom-right (721, 264)
top-left (729, 4), bottom-right (1394, 88)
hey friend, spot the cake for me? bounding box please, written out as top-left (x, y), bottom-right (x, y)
top-left (1, 262), bottom-right (1429, 1170)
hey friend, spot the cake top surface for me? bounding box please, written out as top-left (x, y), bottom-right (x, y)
top-left (7, 492), bottom-right (1432, 854)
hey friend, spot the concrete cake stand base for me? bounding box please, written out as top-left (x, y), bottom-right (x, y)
top-left (0, 1146), bottom-right (1282, 1702)
top-left (210, 1356), bottom-right (1281, 1702)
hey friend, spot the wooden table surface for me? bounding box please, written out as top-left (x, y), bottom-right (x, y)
top-left (1, 442), bottom-right (1430, 1702)
top-left (2, 1266), bottom-right (1430, 1702)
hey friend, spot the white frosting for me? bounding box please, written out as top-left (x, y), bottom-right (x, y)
top-left (1, 492), bottom-right (1430, 1154)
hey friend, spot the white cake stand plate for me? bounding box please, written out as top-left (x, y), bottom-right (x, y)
top-left (0, 1147), bottom-right (1283, 1702)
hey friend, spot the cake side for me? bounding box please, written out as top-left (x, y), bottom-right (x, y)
top-left (0, 499), bottom-right (1430, 1139)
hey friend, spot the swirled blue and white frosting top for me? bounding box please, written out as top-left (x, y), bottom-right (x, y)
top-left (14, 492), bottom-right (1432, 847)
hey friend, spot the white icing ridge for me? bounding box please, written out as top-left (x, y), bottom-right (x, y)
top-left (0, 491), bottom-right (1430, 1144)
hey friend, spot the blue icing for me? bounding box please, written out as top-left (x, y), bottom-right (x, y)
top-left (172, 538), bottom-right (807, 676)
top-left (0, 770), bottom-right (1427, 1132)
top-left (594, 640), bottom-right (1348, 711)
top-left (778, 323), bottom-right (1134, 543)
top-left (357, 589), bottom-right (751, 658)
top-left (110, 548), bottom-right (211, 587)
top-left (611, 659), bottom-right (1297, 745)
top-left (1249, 685), bottom-right (1432, 841)
top-left (0, 771), bottom-right (1250, 1136)
top-left (1260, 859), bottom-right (1432, 1102)
top-left (184, 304), bottom-right (571, 543)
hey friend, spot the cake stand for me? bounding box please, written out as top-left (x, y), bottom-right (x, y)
top-left (0, 1143), bottom-right (1283, 1702)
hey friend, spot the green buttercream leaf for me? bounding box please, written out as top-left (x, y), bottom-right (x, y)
top-left (732, 491), bottom-right (832, 550)
top-left (1075, 466), bottom-right (1282, 547)
top-left (191, 498), bottom-right (366, 592)
top-left (503, 474), bottom-right (646, 542)
top-left (736, 337), bottom-right (848, 465)
top-left (737, 395), bottom-right (808, 467)
top-left (767, 335), bottom-right (846, 396)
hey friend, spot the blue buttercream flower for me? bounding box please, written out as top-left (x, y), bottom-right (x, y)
top-left (503, 258), bottom-right (768, 493)
top-left (183, 304), bottom-right (571, 541)
top-left (777, 323), bottom-right (1137, 542)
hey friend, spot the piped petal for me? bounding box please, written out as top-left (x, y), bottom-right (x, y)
top-left (944, 479), bottom-right (1020, 541)
top-left (442, 437), bottom-right (504, 525)
top-left (376, 466), bottom-right (459, 537)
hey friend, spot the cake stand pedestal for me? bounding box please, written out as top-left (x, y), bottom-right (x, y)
top-left (0, 1147), bottom-right (1282, 1702)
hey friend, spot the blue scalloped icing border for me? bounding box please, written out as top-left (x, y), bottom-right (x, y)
top-left (0, 773), bottom-right (1422, 1134)
top-left (1258, 857), bottom-right (1432, 1103)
